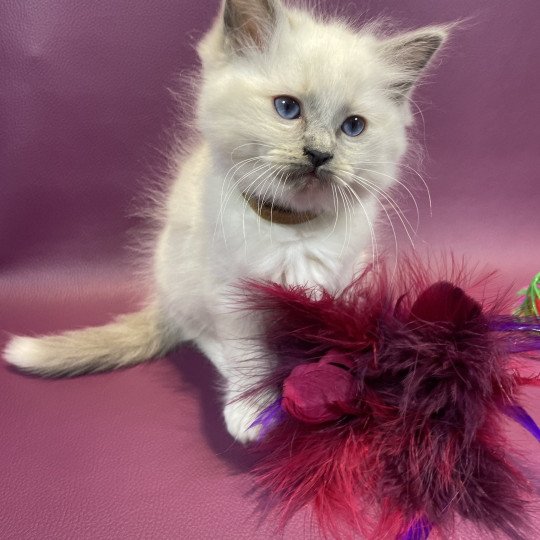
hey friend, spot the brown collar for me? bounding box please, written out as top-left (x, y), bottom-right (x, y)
top-left (242, 193), bottom-right (320, 225)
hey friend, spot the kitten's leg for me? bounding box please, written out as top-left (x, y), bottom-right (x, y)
top-left (197, 334), bottom-right (277, 443)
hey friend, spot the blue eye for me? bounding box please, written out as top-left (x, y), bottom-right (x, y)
top-left (274, 96), bottom-right (301, 120)
top-left (341, 115), bottom-right (366, 137)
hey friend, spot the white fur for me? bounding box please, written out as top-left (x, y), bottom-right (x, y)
top-left (3, 0), bottom-right (447, 442)
top-left (4, 337), bottom-right (43, 369)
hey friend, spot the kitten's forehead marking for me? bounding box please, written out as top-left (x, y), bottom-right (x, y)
top-left (303, 93), bottom-right (345, 122)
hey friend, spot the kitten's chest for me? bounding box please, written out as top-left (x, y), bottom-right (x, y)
top-left (225, 229), bottom-right (361, 293)
top-left (208, 190), bottom-right (372, 292)
top-left (263, 242), bottom-right (338, 288)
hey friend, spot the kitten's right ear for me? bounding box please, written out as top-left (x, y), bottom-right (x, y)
top-left (380, 26), bottom-right (449, 100)
top-left (222, 0), bottom-right (281, 54)
top-left (198, 0), bottom-right (282, 63)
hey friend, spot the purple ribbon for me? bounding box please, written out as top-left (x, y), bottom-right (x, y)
top-left (399, 517), bottom-right (432, 540)
top-left (504, 404), bottom-right (540, 442)
top-left (489, 317), bottom-right (540, 354)
top-left (250, 398), bottom-right (284, 437)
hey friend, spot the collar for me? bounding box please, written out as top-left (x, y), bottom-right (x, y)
top-left (242, 193), bottom-right (320, 225)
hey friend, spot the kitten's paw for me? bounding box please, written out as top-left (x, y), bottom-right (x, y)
top-left (223, 398), bottom-right (268, 444)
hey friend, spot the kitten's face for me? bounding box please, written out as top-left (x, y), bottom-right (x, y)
top-left (197, 0), bottom-right (446, 214)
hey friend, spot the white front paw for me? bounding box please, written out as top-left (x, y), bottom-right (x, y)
top-left (223, 398), bottom-right (268, 444)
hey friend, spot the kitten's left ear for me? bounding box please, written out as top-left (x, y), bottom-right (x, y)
top-left (380, 26), bottom-right (449, 100)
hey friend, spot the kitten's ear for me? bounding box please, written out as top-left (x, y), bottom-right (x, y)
top-left (380, 27), bottom-right (449, 100)
top-left (222, 0), bottom-right (281, 53)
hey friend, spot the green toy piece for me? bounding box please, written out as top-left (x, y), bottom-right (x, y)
top-left (514, 272), bottom-right (540, 318)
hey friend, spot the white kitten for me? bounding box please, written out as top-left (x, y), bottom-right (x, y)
top-left (4, 0), bottom-right (447, 442)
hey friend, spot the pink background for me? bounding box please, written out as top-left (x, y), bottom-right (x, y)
top-left (1, 0), bottom-right (539, 538)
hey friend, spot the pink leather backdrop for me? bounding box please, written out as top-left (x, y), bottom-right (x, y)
top-left (1, 1), bottom-right (539, 538)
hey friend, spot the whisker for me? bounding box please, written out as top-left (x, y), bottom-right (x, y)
top-left (334, 182), bottom-right (352, 259)
top-left (221, 162), bottom-right (273, 245)
top-left (354, 173), bottom-right (416, 244)
top-left (229, 141), bottom-right (275, 160)
top-left (324, 182), bottom-right (340, 242)
top-left (256, 167), bottom-right (281, 234)
top-left (337, 169), bottom-right (416, 247)
top-left (240, 164), bottom-right (278, 248)
top-left (220, 162), bottom-right (270, 234)
top-left (334, 175), bottom-right (379, 269)
top-left (215, 156), bottom-right (264, 245)
top-left (354, 160), bottom-right (432, 215)
top-left (268, 166), bottom-right (288, 243)
top-left (355, 166), bottom-right (421, 232)
top-left (335, 172), bottom-right (399, 266)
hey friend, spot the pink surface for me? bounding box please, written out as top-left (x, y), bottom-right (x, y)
top-left (1, 0), bottom-right (539, 538)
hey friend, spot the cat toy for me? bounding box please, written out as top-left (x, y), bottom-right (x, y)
top-left (514, 271), bottom-right (540, 318)
top-left (241, 261), bottom-right (540, 540)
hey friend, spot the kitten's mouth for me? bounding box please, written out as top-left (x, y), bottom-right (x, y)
top-left (288, 167), bottom-right (332, 187)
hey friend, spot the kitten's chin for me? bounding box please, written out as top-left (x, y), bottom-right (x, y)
top-left (284, 169), bottom-right (337, 212)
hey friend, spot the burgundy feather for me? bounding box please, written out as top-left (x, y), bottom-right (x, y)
top-left (242, 259), bottom-right (539, 539)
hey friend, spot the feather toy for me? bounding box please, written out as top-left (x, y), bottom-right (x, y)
top-left (241, 259), bottom-right (540, 540)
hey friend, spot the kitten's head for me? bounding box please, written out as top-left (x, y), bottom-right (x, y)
top-left (197, 0), bottom-right (448, 214)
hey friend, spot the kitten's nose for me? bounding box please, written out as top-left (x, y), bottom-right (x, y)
top-left (303, 147), bottom-right (333, 168)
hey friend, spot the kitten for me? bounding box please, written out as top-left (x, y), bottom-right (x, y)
top-left (4, 0), bottom-right (447, 442)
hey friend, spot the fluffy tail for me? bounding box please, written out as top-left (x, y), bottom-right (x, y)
top-left (3, 304), bottom-right (173, 377)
